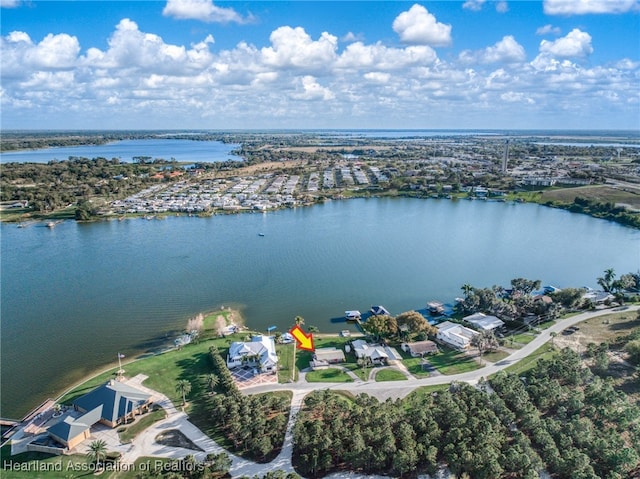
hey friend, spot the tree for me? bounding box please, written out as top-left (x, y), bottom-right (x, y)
top-left (357, 356), bottom-right (371, 380)
top-left (461, 283), bottom-right (474, 299)
top-left (471, 330), bottom-right (499, 362)
top-left (550, 331), bottom-right (557, 347)
top-left (176, 379), bottom-right (192, 406)
top-left (511, 278), bottom-right (542, 295)
top-left (206, 373), bottom-right (219, 392)
top-left (396, 311), bottom-right (436, 336)
top-left (87, 439), bottom-right (108, 466)
top-left (597, 268), bottom-right (616, 292)
top-left (364, 314), bottom-right (397, 340)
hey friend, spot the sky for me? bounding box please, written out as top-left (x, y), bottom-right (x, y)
top-left (1, 0), bottom-right (639, 130)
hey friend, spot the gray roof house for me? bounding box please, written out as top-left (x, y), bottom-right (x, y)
top-left (73, 380), bottom-right (152, 428)
top-left (463, 312), bottom-right (505, 331)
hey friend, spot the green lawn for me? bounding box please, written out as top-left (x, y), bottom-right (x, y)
top-left (305, 368), bottom-right (353, 383)
top-left (404, 384), bottom-right (450, 404)
top-left (508, 333), bottom-right (536, 346)
top-left (399, 356), bottom-right (432, 378)
top-left (276, 343), bottom-right (295, 383)
top-left (374, 369), bottom-right (407, 382)
top-left (482, 350), bottom-right (510, 363)
top-left (501, 344), bottom-right (557, 376)
top-left (1, 445), bottom-right (95, 479)
top-left (118, 408), bottom-right (167, 443)
top-left (428, 347), bottom-right (482, 375)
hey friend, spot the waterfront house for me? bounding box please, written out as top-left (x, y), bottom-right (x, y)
top-left (402, 340), bottom-right (439, 357)
top-left (436, 321), bottom-right (478, 350)
top-left (73, 379), bottom-right (152, 428)
top-left (351, 339), bottom-right (389, 365)
top-left (227, 335), bottom-right (278, 373)
top-left (47, 415), bottom-right (94, 450)
top-left (463, 312), bottom-right (505, 331)
top-left (310, 347), bottom-right (346, 369)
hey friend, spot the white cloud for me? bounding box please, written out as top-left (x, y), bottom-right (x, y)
top-left (536, 24), bottom-right (562, 35)
top-left (539, 28), bottom-right (593, 58)
top-left (337, 42), bottom-right (437, 70)
top-left (496, 1), bottom-right (509, 13)
top-left (83, 19), bottom-right (214, 74)
top-left (501, 91), bottom-right (535, 104)
top-left (1, 31), bottom-right (81, 76)
top-left (392, 4), bottom-right (452, 46)
top-left (543, 0), bottom-right (640, 15)
top-left (460, 35), bottom-right (525, 64)
top-left (363, 72), bottom-right (391, 83)
top-left (0, 0), bottom-right (21, 7)
top-left (462, 0), bottom-right (485, 11)
top-left (291, 75), bottom-right (334, 101)
top-left (261, 26), bottom-right (338, 71)
top-left (162, 0), bottom-right (249, 23)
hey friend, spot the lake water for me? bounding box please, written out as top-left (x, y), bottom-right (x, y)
top-left (1, 198), bottom-right (638, 418)
top-left (0, 139), bottom-right (241, 164)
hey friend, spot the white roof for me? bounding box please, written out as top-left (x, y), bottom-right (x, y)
top-left (463, 313), bottom-right (505, 331)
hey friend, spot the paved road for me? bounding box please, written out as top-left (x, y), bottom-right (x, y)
top-left (117, 306), bottom-right (637, 478)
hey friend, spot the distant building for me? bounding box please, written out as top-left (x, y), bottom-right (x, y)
top-left (310, 347), bottom-right (346, 369)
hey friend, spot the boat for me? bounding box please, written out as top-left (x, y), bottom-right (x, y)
top-left (258, 233), bottom-right (265, 237)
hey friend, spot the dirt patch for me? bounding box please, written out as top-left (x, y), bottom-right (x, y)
top-left (155, 429), bottom-right (204, 452)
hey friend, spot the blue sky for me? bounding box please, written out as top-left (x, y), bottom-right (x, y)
top-left (1, 1), bottom-right (639, 130)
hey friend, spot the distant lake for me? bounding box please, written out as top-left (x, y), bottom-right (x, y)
top-left (1, 197), bottom-right (638, 419)
top-left (0, 139), bottom-right (241, 164)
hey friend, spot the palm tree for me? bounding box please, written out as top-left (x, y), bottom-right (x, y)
top-left (291, 316), bottom-right (305, 382)
top-left (597, 268), bottom-right (616, 292)
top-left (87, 439), bottom-right (108, 466)
top-left (461, 283), bottom-right (474, 299)
top-left (175, 379), bottom-right (192, 406)
top-left (205, 373), bottom-right (219, 393)
top-left (308, 325), bottom-right (319, 334)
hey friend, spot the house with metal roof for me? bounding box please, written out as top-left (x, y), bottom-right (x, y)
top-left (402, 340), bottom-right (439, 357)
top-left (227, 335), bottom-right (278, 373)
top-left (436, 321), bottom-right (478, 350)
top-left (73, 380), bottom-right (152, 428)
top-left (463, 312), bottom-right (505, 331)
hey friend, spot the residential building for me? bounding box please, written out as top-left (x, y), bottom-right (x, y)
top-left (402, 340), bottom-right (439, 357)
top-left (436, 321), bottom-right (478, 350)
top-left (463, 312), bottom-right (505, 331)
top-left (351, 339), bottom-right (389, 364)
top-left (227, 335), bottom-right (278, 373)
top-left (310, 347), bottom-right (346, 369)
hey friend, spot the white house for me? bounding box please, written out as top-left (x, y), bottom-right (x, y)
top-left (227, 335), bottom-right (278, 373)
top-left (436, 321), bottom-right (478, 350)
top-left (463, 312), bottom-right (505, 331)
top-left (351, 339), bottom-right (389, 364)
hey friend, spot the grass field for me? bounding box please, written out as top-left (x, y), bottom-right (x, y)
top-left (118, 408), bottom-right (167, 444)
top-left (305, 368), bottom-right (353, 383)
top-left (482, 350), bottom-right (510, 363)
top-left (540, 185), bottom-right (640, 209)
top-left (374, 369), bottom-right (407, 382)
top-left (501, 344), bottom-right (558, 376)
top-left (0, 444), bottom-right (96, 479)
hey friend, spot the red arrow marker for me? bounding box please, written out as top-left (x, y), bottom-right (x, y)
top-left (290, 325), bottom-right (315, 351)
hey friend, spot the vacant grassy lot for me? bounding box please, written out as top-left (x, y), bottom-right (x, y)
top-left (306, 368), bottom-right (353, 383)
top-left (540, 185), bottom-right (640, 209)
top-left (118, 408), bottom-right (167, 443)
top-left (374, 369), bottom-right (407, 382)
top-left (502, 344), bottom-right (558, 376)
top-left (553, 310), bottom-right (640, 352)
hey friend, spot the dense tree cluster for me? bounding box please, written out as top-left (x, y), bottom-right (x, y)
top-left (567, 196), bottom-right (640, 228)
top-left (293, 348), bottom-right (640, 478)
top-left (0, 158), bottom-right (178, 213)
top-left (293, 386), bottom-right (542, 478)
top-left (207, 347), bottom-right (290, 462)
top-left (363, 310), bottom-right (437, 342)
top-left (457, 277), bottom-right (561, 322)
top-left (492, 349), bottom-right (640, 479)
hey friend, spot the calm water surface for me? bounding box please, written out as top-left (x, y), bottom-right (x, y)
top-left (0, 139), bottom-right (241, 163)
top-left (1, 198), bottom-right (638, 418)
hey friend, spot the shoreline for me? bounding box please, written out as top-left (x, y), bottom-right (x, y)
top-left (2, 190), bottom-right (638, 230)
